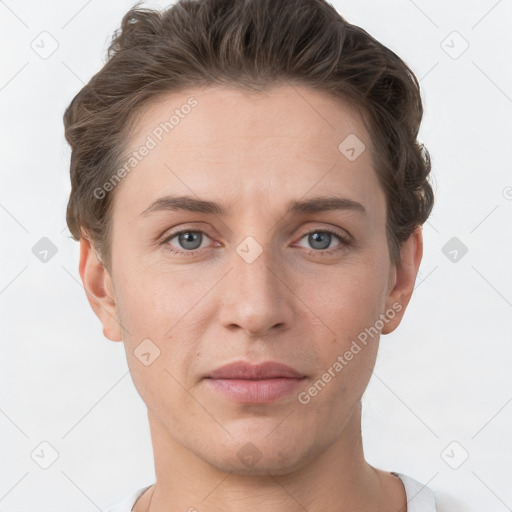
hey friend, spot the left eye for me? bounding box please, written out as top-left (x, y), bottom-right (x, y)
top-left (296, 230), bottom-right (345, 251)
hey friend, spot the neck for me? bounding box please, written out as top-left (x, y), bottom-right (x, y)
top-left (135, 402), bottom-right (405, 512)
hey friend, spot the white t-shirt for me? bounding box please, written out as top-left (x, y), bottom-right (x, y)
top-left (105, 471), bottom-right (460, 511)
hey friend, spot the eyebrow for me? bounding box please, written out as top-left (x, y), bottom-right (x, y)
top-left (140, 194), bottom-right (366, 217)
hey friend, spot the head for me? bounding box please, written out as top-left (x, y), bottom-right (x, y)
top-left (65, 0), bottom-right (433, 475)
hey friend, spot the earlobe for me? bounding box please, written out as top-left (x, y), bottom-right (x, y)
top-left (381, 226), bottom-right (423, 335)
top-left (78, 236), bottom-right (123, 342)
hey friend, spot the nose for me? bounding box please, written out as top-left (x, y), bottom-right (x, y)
top-left (218, 240), bottom-right (295, 337)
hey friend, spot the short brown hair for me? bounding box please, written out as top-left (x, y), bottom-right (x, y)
top-left (64, 0), bottom-right (434, 272)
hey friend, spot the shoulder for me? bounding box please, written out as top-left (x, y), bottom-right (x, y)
top-left (104, 484), bottom-right (153, 512)
top-left (392, 472), bottom-right (436, 511)
top-left (392, 472), bottom-right (471, 512)
top-left (435, 490), bottom-right (473, 512)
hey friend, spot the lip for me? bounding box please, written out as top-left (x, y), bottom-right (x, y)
top-left (204, 361), bottom-right (306, 403)
top-left (206, 361), bottom-right (304, 380)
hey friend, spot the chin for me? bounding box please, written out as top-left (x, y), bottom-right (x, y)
top-left (197, 435), bottom-right (317, 477)
top-left (206, 453), bottom-right (306, 477)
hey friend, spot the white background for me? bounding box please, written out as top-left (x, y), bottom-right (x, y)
top-left (1, 0), bottom-right (511, 510)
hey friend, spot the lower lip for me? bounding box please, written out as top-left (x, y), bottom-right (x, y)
top-left (205, 377), bottom-right (305, 403)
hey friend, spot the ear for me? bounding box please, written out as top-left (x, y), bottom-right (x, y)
top-left (381, 225), bottom-right (423, 335)
top-left (78, 236), bottom-right (123, 342)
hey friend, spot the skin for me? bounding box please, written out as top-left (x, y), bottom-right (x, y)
top-left (79, 84), bottom-right (422, 511)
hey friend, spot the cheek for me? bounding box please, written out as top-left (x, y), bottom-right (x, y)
top-left (113, 259), bottom-right (199, 338)
top-left (112, 263), bottom-right (209, 387)
top-left (298, 257), bottom-right (388, 391)
top-left (303, 256), bottom-right (389, 339)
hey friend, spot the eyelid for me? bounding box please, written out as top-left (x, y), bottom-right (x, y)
top-left (296, 224), bottom-right (352, 244)
top-left (159, 222), bottom-right (215, 243)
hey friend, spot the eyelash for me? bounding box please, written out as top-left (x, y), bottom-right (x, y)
top-left (161, 227), bottom-right (352, 257)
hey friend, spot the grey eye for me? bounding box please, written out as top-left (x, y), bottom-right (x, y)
top-left (307, 232), bottom-right (332, 250)
top-left (166, 231), bottom-right (209, 251)
top-left (177, 231), bottom-right (203, 250)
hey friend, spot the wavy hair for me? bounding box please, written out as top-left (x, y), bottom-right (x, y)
top-left (64, 0), bottom-right (434, 272)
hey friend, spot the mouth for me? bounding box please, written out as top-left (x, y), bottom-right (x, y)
top-left (203, 361), bottom-right (306, 404)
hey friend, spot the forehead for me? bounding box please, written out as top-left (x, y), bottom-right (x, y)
top-left (113, 84), bottom-right (384, 219)
top-left (127, 84), bottom-right (372, 155)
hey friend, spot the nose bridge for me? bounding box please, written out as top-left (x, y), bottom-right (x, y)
top-left (220, 232), bottom-right (291, 336)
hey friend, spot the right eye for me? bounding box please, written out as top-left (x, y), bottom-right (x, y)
top-left (162, 229), bottom-right (217, 256)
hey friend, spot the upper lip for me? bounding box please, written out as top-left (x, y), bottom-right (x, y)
top-left (206, 361), bottom-right (304, 380)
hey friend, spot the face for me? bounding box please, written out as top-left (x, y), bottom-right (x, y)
top-left (81, 84), bottom-right (421, 476)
